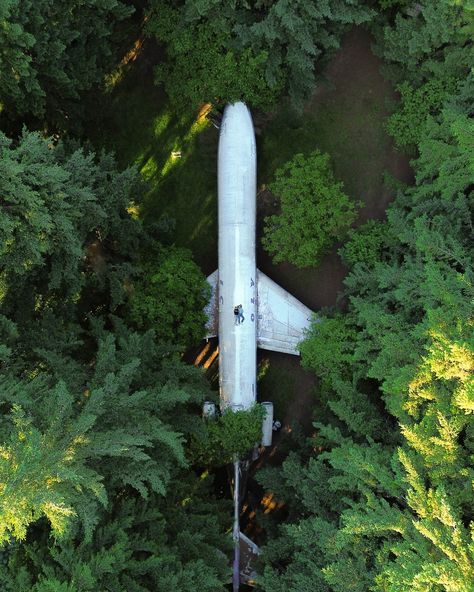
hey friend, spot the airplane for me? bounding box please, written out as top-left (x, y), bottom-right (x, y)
top-left (204, 101), bottom-right (314, 590)
top-left (205, 101), bottom-right (313, 413)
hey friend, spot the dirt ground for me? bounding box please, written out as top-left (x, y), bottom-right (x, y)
top-left (257, 27), bottom-right (413, 312)
top-left (255, 27), bottom-right (413, 436)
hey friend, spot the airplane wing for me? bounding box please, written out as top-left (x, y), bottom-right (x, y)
top-left (256, 270), bottom-right (315, 355)
top-left (205, 269), bottom-right (316, 353)
top-left (205, 269), bottom-right (219, 338)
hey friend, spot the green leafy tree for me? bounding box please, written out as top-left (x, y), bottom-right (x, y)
top-left (262, 151), bottom-right (358, 268)
top-left (386, 78), bottom-right (457, 149)
top-left (190, 405), bottom-right (266, 466)
top-left (339, 220), bottom-right (390, 268)
top-left (127, 246), bottom-right (210, 349)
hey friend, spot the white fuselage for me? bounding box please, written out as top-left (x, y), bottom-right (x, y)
top-left (218, 103), bottom-right (257, 411)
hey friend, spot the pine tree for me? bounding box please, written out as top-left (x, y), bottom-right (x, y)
top-left (257, 56), bottom-right (474, 592)
top-left (0, 129), bottom-right (143, 308)
top-left (146, 0), bottom-right (375, 109)
top-left (0, 0), bottom-right (134, 129)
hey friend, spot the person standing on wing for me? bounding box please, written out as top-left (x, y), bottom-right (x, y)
top-left (238, 304), bottom-right (245, 324)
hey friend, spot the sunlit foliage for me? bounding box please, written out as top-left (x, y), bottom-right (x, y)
top-left (262, 151), bottom-right (358, 268)
top-left (258, 65), bottom-right (474, 592)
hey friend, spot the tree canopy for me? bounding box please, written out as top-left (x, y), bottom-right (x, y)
top-left (377, 0), bottom-right (473, 151)
top-left (257, 54), bottom-right (474, 592)
top-left (0, 0), bottom-right (133, 129)
top-left (1, 1), bottom-right (472, 590)
top-left (146, 4), bottom-right (279, 111)
top-left (190, 404), bottom-right (266, 466)
top-left (127, 246), bottom-right (211, 349)
top-left (262, 151), bottom-right (358, 267)
top-left (146, 0), bottom-right (375, 110)
top-left (0, 130), bottom-right (141, 301)
top-left (0, 129), bottom-right (226, 589)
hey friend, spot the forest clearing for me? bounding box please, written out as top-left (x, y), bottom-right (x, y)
top-left (0, 2), bottom-right (472, 591)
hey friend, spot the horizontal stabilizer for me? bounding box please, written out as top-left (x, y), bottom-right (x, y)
top-left (239, 532), bottom-right (260, 585)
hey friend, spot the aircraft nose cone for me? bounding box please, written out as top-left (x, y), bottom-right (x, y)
top-left (221, 102), bottom-right (254, 140)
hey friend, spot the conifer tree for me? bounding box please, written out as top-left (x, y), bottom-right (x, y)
top-left (147, 0), bottom-right (375, 109)
top-left (0, 129), bottom-right (228, 588)
top-left (0, 129), bottom-right (142, 310)
top-left (0, 0), bottom-right (133, 128)
top-left (376, 0), bottom-right (473, 150)
top-left (258, 61), bottom-right (474, 592)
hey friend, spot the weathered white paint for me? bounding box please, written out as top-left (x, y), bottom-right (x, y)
top-left (208, 102), bottom-right (315, 412)
top-left (202, 401), bottom-right (217, 419)
top-left (206, 269), bottom-right (315, 355)
top-left (261, 401), bottom-right (274, 447)
top-left (211, 102), bottom-right (315, 589)
top-left (218, 102), bottom-right (257, 411)
top-left (256, 270), bottom-right (315, 355)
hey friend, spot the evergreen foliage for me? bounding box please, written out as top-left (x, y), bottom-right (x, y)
top-left (0, 0), bottom-right (133, 129)
top-left (0, 130), bottom-right (141, 306)
top-left (0, 129), bottom-right (230, 588)
top-left (2, 1), bottom-right (473, 588)
top-left (262, 151), bottom-right (358, 267)
top-left (0, 330), bottom-right (206, 544)
top-left (0, 129), bottom-right (149, 381)
top-left (128, 246), bottom-right (210, 349)
top-left (232, 0), bottom-right (375, 109)
top-left (376, 0), bottom-right (473, 150)
top-left (146, 4), bottom-right (279, 110)
top-left (386, 77), bottom-right (457, 150)
top-left (0, 476), bottom-right (230, 591)
top-left (257, 64), bottom-right (474, 592)
top-left (146, 0), bottom-right (375, 109)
